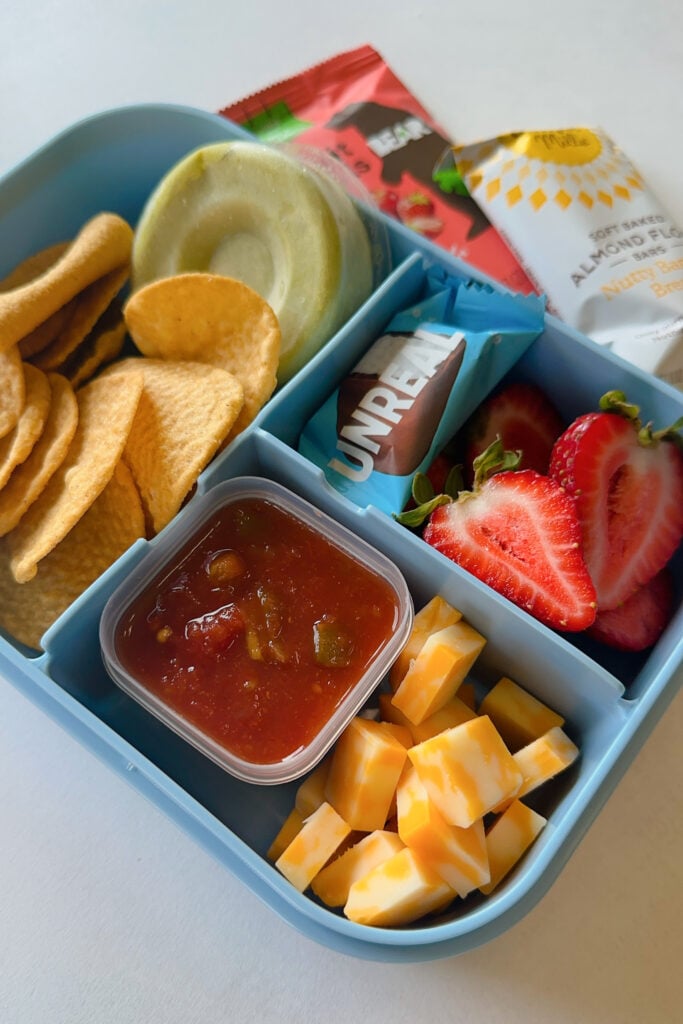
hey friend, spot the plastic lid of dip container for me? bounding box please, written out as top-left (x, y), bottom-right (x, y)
top-left (100, 477), bottom-right (413, 785)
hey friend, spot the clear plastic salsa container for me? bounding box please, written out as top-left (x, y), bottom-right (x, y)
top-left (99, 476), bottom-right (413, 785)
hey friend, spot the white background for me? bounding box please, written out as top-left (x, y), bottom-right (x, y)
top-left (1, 2), bottom-right (682, 1021)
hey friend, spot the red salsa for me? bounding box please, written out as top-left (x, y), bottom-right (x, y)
top-left (114, 496), bottom-right (401, 765)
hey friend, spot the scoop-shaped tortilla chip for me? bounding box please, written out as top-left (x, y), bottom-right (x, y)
top-left (32, 264), bottom-right (129, 371)
top-left (7, 366), bottom-right (143, 582)
top-left (124, 272), bottom-right (280, 436)
top-left (61, 305), bottom-right (127, 388)
top-left (0, 213), bottom-right (133, 353)
top-left (0, 364), bottom-right (51, 489)
top-left (0, 459), bottom-right (145, 650)
top-left (0, 345), bottom-right (25, 440)
top-left (0, 373), bottom-right (79, 537)
top-left (103, 357), bottom-right (244, 535)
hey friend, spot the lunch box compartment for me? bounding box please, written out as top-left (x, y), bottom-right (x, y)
top-left (1, 104), bottom-right (681, 962)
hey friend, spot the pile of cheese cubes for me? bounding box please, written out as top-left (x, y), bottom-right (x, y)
top-left (269, 595), bottom-right (579, 928)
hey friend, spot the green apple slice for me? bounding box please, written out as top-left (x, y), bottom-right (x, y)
top-left (132, 141), bottom-right (373, 383)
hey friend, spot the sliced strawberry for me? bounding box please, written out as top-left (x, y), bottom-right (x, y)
top-left (396, 191), bottom-right (435, 221)
top-left (462, 381), bottom-right (564, 480)
top-left (549, 391), bottom-right (683, 611)
top-left (398, 441), bottom-right (597, 632)
top-left (587, 568), bottom-right (675, 652)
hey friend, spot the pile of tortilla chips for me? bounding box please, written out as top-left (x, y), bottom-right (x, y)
top-left (0, 214), bottom-right (281, 650)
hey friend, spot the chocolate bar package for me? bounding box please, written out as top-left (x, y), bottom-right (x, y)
top-left (220, 44), bottom-right (533, 293)
top-left (299, 270), bottom-right (545, 515)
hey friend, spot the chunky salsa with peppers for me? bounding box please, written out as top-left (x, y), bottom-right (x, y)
top-left (114, 496), bottom-right (400, 764)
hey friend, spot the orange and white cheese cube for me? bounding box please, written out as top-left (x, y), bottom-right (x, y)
top-left (344, 846), bottom-right (455, 927)
top-left (391, 620), bottom-right (486, 725)
top-left (408, 694), bottom-right (478, 743)
top-left (494, 726), bottom-right (580, 812)
top-left (275, 801), bottom-right (351, 892)
top-left (324, 717), bottom-right (408, 831)
top-left (295, 757), bottom-right (331, 817)
top-left (479, 800), bottom-right (547, 895)
top-left (379, 692), bottom-right (476, 744)
top-left (479, 676), bottom-right (564, 752)
top-left (396, 765), bottom-right (490, 897)
top-left (311, 830), bottom-right (405, 907)
top-left (267, 807), bottom-right (305, 863)
top-left (389, 595), bottom-right (462, 690)
top-left (408, 715), bottom-right (522, 828)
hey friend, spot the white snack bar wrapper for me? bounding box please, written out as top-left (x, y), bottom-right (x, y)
top-left (450, 128), bottom-right (683, 388)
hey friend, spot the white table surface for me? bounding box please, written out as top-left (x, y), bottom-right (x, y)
top-left (1, 2), bottom-right (681, 1021)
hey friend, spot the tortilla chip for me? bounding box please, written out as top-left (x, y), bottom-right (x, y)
top-left (61, 303), bottom-right (127, 387)
top-left (32, 264), bottom-right (129, 371)
top-left (6, 366), bottom-right (144, 583)
top-left (0, 213), bottom-right (133, 353)
top-left (18, 296), bottom-right (80, 359)
top-left (0, 459), bottom-right (145, 650)
top-left (0, 374), bottom-right (79, 537)
top-left (124, 272), bottom-right (280, 435)
top-left (0, 242), bottom-right (69, 291)
top-left (0, 345), bottom-right (25, 439)
top-left (0, 364), bottom-right (51, 489)
top-left (103, 357), bottom-right (244, 535)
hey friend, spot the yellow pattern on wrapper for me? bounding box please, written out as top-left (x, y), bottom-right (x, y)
top-left (275, 801), bottom-right (351, 893)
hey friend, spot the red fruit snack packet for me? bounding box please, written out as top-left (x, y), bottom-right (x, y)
top-left (219, 44), bottom-right (534, 294)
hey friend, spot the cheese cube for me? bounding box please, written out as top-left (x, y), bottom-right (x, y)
top-left (267, 807), bottom-right (305, 863)
top-left (396, 765), bottom-right (490, 897)
top-left (457, 681), bottom-right (477, 710)
top-left (295, 757), bottom-right (331, 817)
top-left (389, 595), bottom-right (462, 690)
top-left (380, 721), bottom-right (414, 748)
top-left (392, 621), bottom-right (486, 725)
top-left (311, 830), bottom-right (405, 907)
top-left (479, 676), bottom-right (564, 752)
top-left (344, 846), bottom-right (455, 927)
top-left (408, 715), bottom-right (522, 828)
top-left (495, 726), bottom-right (580, 812)
top-left (325, 717), bottom-right (408, 831)
top-left (275, 801), bottom-right (351, 892)
top-left (479, 800), bottom-right (547, 894)
top-left (409, 695), bottom-right (477, 743)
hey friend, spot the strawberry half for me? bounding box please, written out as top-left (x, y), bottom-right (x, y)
top-left (397, 441), bottom-right (597, 632)
top-left (462, 381), bottom-right (564, 479)
top-left (549, 391), bottom-right (683, 611)
top-left (587, 568), bottom-right (674, 652)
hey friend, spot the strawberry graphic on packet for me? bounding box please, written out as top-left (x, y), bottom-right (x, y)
top-left (549, 390), bottom-right (683, 614)
top-left (396, 439), bottom-right (597, 633)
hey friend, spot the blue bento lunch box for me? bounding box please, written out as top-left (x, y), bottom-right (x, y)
top-left (0, 103), bottom-right (681, 963)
